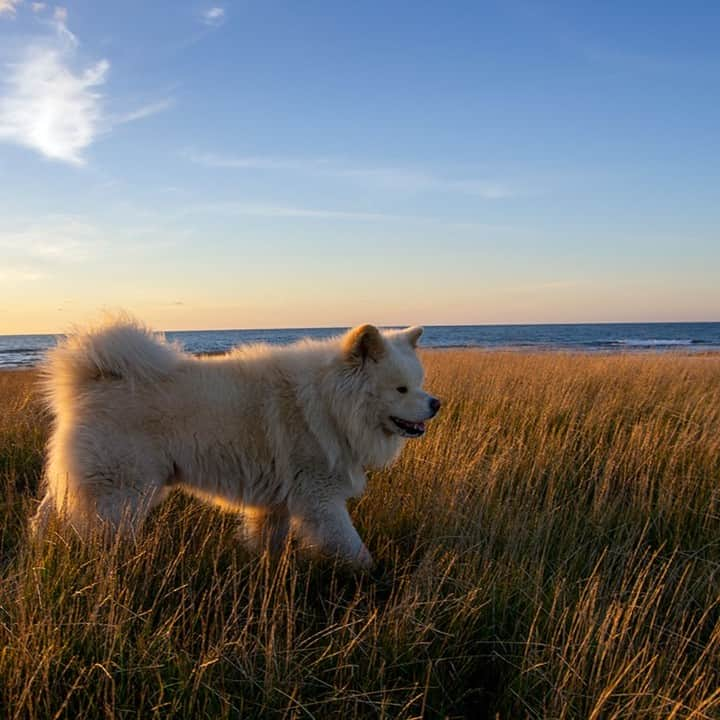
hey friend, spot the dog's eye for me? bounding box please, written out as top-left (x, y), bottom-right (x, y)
top-left (396, 386), bottom-right (408, 394)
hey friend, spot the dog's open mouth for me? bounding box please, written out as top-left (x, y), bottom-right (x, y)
top-left (390, 416), bottom-right (426, 438)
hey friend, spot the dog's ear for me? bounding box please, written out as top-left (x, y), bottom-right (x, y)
top-left (403, 326), bottom-right (423, 348)
top-left (343, 324), bottom-right (385, 364)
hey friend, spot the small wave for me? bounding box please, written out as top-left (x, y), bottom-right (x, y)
top-left (617, 339), bottom-right (695, 347)
top-left (419, 342), bottom-right (473, 349)
top-left (0, 358), bottom-right (36, 366)
top-left (0, 347), bottom-right (44, 355)
top-left (582, 339), bottom-right (703, 348)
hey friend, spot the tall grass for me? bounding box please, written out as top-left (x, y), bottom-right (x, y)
top-left (1, 352), bottom-right (719, 718)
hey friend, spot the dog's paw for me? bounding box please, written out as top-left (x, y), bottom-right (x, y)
top-left (355, 544), bottom-right (374, 570)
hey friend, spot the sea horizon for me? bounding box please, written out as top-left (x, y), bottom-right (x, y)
top-left (2, 321), bottom-right (720, 369)
top-left (3, 319), bottom-right (720, 338)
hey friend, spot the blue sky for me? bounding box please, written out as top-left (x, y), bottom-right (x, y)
top-left (1, 0), bottom-right (718, 333)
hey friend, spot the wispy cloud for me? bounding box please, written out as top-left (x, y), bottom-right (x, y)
top-left (184, 150), bottom-right (514, 199)
top-left (0, 267), bottom-right (45, 283)
top-left (502, 280), bottom-right (580, 295)
top-left (183, 150), bottom-right (320, 171)
top-left (0, 7), bottom-right (172, 164)
top-left (0, 216), bottom-right (102, 261)
top-left (31, 2), bottom-right (45, 12)
top-left (185, 202), bottom-right (401, 222)
top-left (0, 0), bottom-right (23, 17)
top-left (0, 215), bottom-right (102, 285)
top-left (201, 7), bottom-right (225, 26)
top-left (584, 46), bottom-right (700, 75)
top-left (112, 97), bottom-right (175, 124)
top-left (183, 202), bottom-right (516, 231)
top-left (337, 166), bottom-right (514, 198)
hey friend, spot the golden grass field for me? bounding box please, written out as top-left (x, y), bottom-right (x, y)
top-left (1, 351), bottom-right (719, 719)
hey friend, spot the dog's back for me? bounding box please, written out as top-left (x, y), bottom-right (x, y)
top-left (34, 315), bottom-right (321, 535)
top-left (41, 314), bottom-right (181, 413)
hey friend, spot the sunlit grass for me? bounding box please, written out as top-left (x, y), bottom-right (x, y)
top-left (1, 352), bottom-right (719, 718)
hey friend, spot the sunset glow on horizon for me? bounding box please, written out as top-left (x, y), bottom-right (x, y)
top-left (1, 2), bottom-right (719, 335)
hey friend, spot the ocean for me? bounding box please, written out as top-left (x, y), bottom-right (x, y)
top-left (1, 322), bottom-right (719, 369)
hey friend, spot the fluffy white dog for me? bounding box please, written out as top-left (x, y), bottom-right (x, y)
top-left (32, 317), bottom-right (441, 567)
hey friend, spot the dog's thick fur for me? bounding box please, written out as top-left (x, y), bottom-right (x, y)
top-left (32, 316), bottom-right (439, 567)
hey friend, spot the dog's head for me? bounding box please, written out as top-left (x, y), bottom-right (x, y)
top-left (342, 324), bottom-right (441, 442)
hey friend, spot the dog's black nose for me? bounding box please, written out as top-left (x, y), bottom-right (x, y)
top-left (429, 397), bottom-right (441, 416)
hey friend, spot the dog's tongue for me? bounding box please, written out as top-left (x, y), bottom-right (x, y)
top-left (392, 416), bottom-right (426, 434)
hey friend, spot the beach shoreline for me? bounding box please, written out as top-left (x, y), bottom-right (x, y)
top-left (3, 344), bottom-right (720, 373)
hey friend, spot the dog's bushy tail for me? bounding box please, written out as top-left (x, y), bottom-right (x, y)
top-left (41, 312), bottom-right (181, 414)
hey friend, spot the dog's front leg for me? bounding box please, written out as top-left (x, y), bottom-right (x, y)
top-left (291, 498), bottom-right (373, 569)
top-left (238, 505), bottom-right (290, 554)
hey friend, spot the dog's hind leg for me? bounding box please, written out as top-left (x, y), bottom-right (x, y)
top-left (42, 467), bottom-right (173, 540)
top-left (86, 480), bottom-right (172, 539)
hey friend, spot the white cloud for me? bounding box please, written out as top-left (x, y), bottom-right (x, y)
top-left (0, 49), bottom-right (109, 164)
top-left (0, 15), bottom-right (172, 164)
top-left (202, 7), bottom-right (224, 26)
top-left (0, 0), bottom-right (23, 17)
top-left (31, 2), bottom-right (46, 12)
top-left (184, 151), bottom-right (515, 199)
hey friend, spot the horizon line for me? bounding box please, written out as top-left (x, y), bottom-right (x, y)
top-left (3, 318), bottom-right (720, 338)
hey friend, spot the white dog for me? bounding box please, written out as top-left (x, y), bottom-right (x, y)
top-left (32, 316), bottom-right (440, 567)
